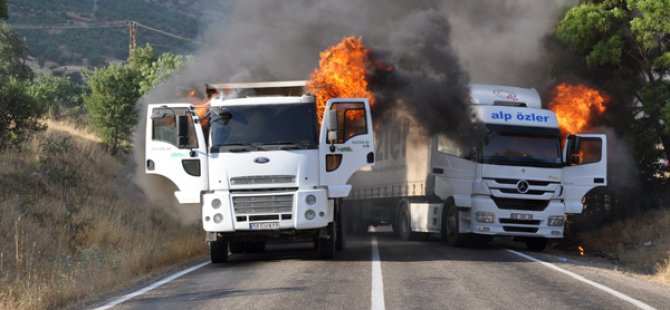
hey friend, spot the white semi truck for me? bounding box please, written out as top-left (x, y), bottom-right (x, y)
top-left (344, 84), bottom-right (607, 251)
top-left (144, 81), bottom-right (375, 262)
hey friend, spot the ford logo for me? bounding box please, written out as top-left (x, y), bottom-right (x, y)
top-left (254, 157), bottom-right (270, 164)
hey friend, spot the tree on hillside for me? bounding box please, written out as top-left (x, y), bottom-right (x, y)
top-left (129, 44), bottom-right (189, 94)
top-left (556, 0), bottom-right (670, 162)
top-left (0, 21), bottom-right (45, 149)
top-left (84, 65), bottom-right (142, 155)
top-left (1, 0), bottom-right (8, 20)
top-left (0, 77), bottom-right (46, 148)
top-left (0, 24), bottom-right (33, 80)
top-left (30, 74), bottom-right (85, 118)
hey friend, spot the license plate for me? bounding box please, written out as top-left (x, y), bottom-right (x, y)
top-left (249, 222), bottom-right (279, 230)
top-left (511, 213), bottom-right (533, 221)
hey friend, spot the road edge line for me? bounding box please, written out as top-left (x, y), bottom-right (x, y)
top-left (90, 261), bottom-right (210, 310)
top-left (505, 249), bottom-right (656, 310)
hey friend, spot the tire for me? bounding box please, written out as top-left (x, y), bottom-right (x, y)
top-left (526, 238), bottom-right (548, 251)
top-left (209, 239), bottom-right (229, 263)
top-left (336, 200), bottom-right (346, 251)
top-left (318, 222), bottom-right (336, 259)
top-left (442, 203), bottom-right (466, 246)
top-left (229, 241), bottom-right (245, 254)
top-left (245, 241), bottom-right (266, 253)
top-left (397, 208), bottom-right (418, 241)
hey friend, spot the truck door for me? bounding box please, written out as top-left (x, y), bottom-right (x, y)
top-left (562, 134), bottom-right (607, 213)
top-left (319, 98), bottom-right (375, 198)
top-left (145, 104), bottom-right (209, 204)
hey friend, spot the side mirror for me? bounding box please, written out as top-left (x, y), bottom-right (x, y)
top-left (177, 115), bottom-right (189, 148)
top-left (327, 109), bottom-right (339, 145)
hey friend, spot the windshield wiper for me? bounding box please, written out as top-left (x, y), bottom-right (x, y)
top-left (212, 143), bottom-right (265, 152)
top-left (260, 141), bottom-right (316, 150)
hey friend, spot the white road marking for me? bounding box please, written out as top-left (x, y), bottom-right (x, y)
top-left (505, 249), bottom-right (656, 310)
top-left (91, 261), bottom-right (209, 310)
top-left (370, 227), bottom-right (385, 310)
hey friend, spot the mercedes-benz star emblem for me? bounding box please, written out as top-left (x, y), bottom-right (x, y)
top-left (516, 180), bottom-right (530, 194)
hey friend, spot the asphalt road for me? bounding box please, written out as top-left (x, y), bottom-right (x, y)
top-left (90, 227), bottom-right (670, 310)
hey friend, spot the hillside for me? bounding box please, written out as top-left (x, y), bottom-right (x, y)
top-left (6, 0), bottom-right (232, 70)
top-left (0, 121), bottom-right (206, 309)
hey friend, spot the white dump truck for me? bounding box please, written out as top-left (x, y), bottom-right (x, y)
top-left (144, 81), bottom-right (375, 262)
top-left (344, 84), bottom-right (607, 251)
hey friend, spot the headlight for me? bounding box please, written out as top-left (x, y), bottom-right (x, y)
top-left (548, 215), bottom-right (565, 227)
top-left (213, 213), bottom-right (223, 223)
top-left (475, 211), bottom-right (496, 223)
top-left (305, 209), bottom-right (316, 220)
top-left (211, 198), bottom-right (222, 209)
top-left (305, 194), bottom-right (317, 205)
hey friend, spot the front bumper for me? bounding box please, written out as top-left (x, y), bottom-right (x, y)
top-left (202, 188), bottom-right (331, 233)
top-left (470, 196), bottom-right (565, 238)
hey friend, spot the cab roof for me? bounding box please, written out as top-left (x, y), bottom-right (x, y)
top-left (470, 84), bottom-right (542, 109)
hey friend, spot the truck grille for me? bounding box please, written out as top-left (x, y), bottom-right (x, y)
top-left (492, 197), bottom-right (549, 211)
top-left (230, 175), bottom-right (295, 185)
top-left (232, 194), bottom-right (294, 214)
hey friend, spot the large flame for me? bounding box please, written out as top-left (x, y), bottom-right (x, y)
top-left (548, 83), bottom-right (608, 138)
top-left (307, 36), bottom-right (377, 125)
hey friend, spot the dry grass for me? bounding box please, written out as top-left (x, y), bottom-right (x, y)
top-left (577, 208), bottom-right (670, 285)
top-left (0, 122), bottom-right (206, 309)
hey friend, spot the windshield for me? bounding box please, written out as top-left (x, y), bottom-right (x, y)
top-left (481, 125), bottom-right (562, 168)
top-left (210, 103), bottom-right (318, 152)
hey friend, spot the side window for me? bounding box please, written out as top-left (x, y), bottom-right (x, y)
top-left (437, 134), bottom-right (463, 157)
top-left (152, 107), bottom-right (198, 149)
top-left (576, 138), bottom-right (602, 165)
top-left (331, 102), bottom-right (368, 144)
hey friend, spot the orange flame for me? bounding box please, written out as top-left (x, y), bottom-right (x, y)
top-left (578, 245), bottom-right (585, 256)
top-left (307, 36), bottom-right (377, 125)
top-left (548, 83), bottom-right (608, 138)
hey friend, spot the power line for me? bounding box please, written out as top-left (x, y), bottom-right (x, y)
top-left (8, 20), bottom-right (203, 46)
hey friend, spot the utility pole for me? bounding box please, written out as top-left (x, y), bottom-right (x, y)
top-left (127, 21), bottom-right (137, 55)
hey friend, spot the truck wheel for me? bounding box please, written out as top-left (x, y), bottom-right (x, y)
top-left (336, 201), bottom-right (347, 251)
top-left (229, 241), bottom-right (244, 254)
top-left (442, 203), bottom-right (466, 246)
top-left (525, 238), bottom-right (548, 251)
top-left (209, 239), bottom-right (229, 263)
top-left (398, 209), bottom-right (418, 241)
top-left (318, 222), bottom-right (336, 259)
top-left (245, 241), bottom-right (266, 253)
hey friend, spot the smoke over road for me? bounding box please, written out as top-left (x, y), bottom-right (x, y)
top-left (132, 0), bottom-right (574, 221)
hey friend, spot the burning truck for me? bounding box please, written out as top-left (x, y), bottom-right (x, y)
top-left (144, 81), bottom-right (375, 262)
top-left (343, 84), bottom-right (608, 251)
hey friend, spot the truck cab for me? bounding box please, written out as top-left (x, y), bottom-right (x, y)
top-left (144, 81), bottom-right (375, 262)
top-left (438, 84), bottom-right (607, 250)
